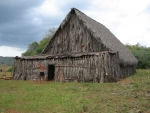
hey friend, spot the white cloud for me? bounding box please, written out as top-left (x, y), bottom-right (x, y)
top-left (33, 0), bottom-right (63, 17)
top-left (0, 46), bottom-right (25, 57)
top-left (116, 12), bottom-right (150, 45)
top-left (85, 0), bottom-right (150, 46)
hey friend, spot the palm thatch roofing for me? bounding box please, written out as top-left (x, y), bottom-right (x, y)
top-left (17, 8), bottom-right (138, 67)
top-left (42, 8), bottom-right (138, 66)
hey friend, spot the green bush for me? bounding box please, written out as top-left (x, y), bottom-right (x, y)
top-left (126, 43), bottom-right (150, 69)
top-left (7, 67), bottom-right (13, 72)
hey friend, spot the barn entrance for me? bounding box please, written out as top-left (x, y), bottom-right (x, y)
top-left (48, 65), bottom-right (55, 81)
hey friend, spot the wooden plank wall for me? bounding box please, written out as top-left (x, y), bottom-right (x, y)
top-left (13, 52), bottom-right (121, 83)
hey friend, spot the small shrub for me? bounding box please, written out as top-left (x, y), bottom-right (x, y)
top-left (7, 67), bottom-right (13, 72)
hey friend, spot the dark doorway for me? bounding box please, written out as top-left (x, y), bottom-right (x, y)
top-left (48, 65), bottom-right (55, 81)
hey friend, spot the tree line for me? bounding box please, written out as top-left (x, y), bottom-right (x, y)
top-left (0, 56), bottom-right (14, 65)
top-left (126, 43), bottom-right (150, 69)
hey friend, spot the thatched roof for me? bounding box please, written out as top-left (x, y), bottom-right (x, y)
top-left (17, 8), bottom-right (137, 67)
top-left (42, 8), bottom-right (138, 66)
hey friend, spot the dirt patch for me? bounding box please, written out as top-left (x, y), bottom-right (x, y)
top-left (6, 109), bottom-right (19, 113)
top-left (145, 110), bottom-right (150, 113)
top-left (118, 78), bottom-right (137, 84)
top-left (0, 76), bottom-right (12, 80)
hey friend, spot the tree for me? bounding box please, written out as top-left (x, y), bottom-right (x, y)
top-left (22, 27), bottom-right (57, 56)
top-left (31, 27), bottom-right (57, 55)
top-left (31, 38), bottom-right (50, 55)
top-left (44, 27), bottom-right (57, 39)
top-left (22, 41), bottom-right (39, 56)
top-left (28, 42), bottom-right (39, 51)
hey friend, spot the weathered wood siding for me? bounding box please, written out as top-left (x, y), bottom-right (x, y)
top-left (13, 52), bottom-right (121, 82)
top-left (43, 13), bottom-right (108, 54)
top-left (120, 66), bottom-right (136, 78)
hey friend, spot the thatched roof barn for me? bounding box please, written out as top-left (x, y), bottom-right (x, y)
top-left (13, 8), bottom-right (138, 83)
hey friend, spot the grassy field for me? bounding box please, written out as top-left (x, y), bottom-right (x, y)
top-left (0, 65), bottom-right (13, 78)
top-left (0, 69), bottom-right (150, 113)
top-left (0, 65), bottom-right (12, 71)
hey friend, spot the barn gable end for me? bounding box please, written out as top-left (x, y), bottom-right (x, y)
top-left (42, 9), bottom-right (107, 54)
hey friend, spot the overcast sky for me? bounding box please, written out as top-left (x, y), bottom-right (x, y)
top-left (0, 0), bottom-right (150, 56)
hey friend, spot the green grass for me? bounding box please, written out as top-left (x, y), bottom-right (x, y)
top-left (0, 69), bottom-right (150, 113)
